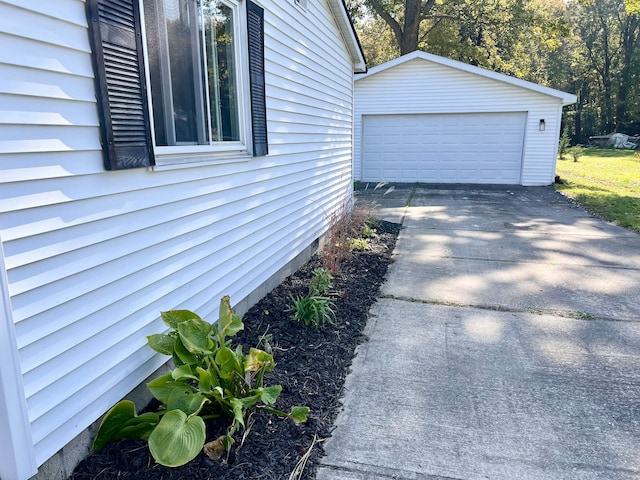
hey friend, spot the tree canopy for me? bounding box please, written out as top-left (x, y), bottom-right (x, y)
top-left (350, 0), bottom-right (640, 142)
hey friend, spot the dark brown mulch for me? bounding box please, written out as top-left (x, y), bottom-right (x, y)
top-left (68, 220), bottom-right (401, 480)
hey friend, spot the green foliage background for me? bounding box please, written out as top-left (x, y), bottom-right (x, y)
top-left (351, 0), bottom-right (640, 143)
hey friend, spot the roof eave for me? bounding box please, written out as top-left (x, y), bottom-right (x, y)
top-left (327, 0), bottom-right (367, 73)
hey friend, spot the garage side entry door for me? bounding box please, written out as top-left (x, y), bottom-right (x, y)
top-left (362, 112), bottom-right (526, 184)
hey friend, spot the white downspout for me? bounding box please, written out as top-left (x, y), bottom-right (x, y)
top-left (0, 232), bottom-right (37, 480)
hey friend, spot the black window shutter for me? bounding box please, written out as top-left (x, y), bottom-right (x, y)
top-left (247, 1), bottom-right (268, 157)
top-left (86, 0), bottom-right (155, 170)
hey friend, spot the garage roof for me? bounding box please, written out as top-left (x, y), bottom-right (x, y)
top-left (357, 51), bottom-right (577, 106)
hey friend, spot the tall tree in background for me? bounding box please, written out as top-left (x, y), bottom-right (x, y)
top-left (559, 0), bottom-right (640, 137)
top-left (351, 0), bottom-right (570, 76)
top-left (427, 0), bottom-right (569, 80)
top-left (353, 0), bottom-right (443, 55)
top-left (349, 0), bottom-right (640, 141)
top-left (627, 0), bottom-right (640, 14)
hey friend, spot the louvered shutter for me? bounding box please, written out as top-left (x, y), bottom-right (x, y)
top-left (247, 1), bottom-right (268, 157)
top-left (86, 0), bottom-right (155, 170)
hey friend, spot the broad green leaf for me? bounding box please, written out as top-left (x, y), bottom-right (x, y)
top-left (148, 410), bottom-right (206, 467)
top-left (216, 346), bottom-right (242, 379)
top-left (174, 337), bottom-right (197, 365)
top-left (259, 385), bottom-right (282, 406)
top-left (147, 372), bottom-right (195, 404)
top-left (147, 333), bottom-right (175, 355)
top-left (236, 393), bottom-right (261, 409)
top-left (244, 348), bottom-right (274, 373)
top-left (92, 400), bottom-right (137, 451)
top-left (171, 364), bottom-right (198, 381)
top-left (196, 366), bottom-right (216, 392)
top-left (115, 421), bottom-right (157, 442)
top-left (124, 411), bottom-right (159, 427)
top-left (166, 388), bottom-right (208, 416)
top-left (178, 318), bottom-right (213, 354)
top-left (289, 406), bottom-right (310, 424)
top-left (230, 398), bottom-right (246, 428)
top-left (217, 295), bottom-right (244, 340)
top-left (161, 310), bottom-right (202, 330)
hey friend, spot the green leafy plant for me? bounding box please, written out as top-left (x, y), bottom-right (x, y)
top-left (361, 222), bottom-right (377, 238)
top-left (349, 237), bottom-right (370, 251)
top-left (92, 296), bottom-right (309, 467)
top-left (558, 129), bottom-right (570, 159)
top-left (309, 267), bottom-right (333, 295)
top-left (289, 267), bottom-right (337, 327)
top-left (288, 293), bottom-right (337, 327)
top-left (568, 146), bottom-right (584, 162)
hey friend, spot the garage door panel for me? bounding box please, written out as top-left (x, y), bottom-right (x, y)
top-left (362, 112), bottom-right (525, 184)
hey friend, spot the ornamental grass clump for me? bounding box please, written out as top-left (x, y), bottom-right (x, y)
top-left (321, 201), bottom-right (372, 273)
top-left (289, 267), bottom-right (337, 328)
top-left (92, 296), bottom-right (309, 467)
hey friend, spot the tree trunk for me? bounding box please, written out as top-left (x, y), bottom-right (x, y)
top-left (400, 0), bottom-right (422, 54)
top-left (616, 16), bottom-right (640, 130)
top-left (574, 85), bottom-right (583, 144)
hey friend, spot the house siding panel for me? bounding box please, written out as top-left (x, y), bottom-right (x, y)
top-left (0, 0), bottom-right (356, 474)
top-left (354, 58), bottom-right (566, 186)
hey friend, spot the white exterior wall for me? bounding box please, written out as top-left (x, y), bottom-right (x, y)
top-left (354, 58), bottom-right (566, 186)
top-left (0, 0), bottom-right (356, 477)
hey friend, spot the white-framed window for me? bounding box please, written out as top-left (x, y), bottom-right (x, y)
top-left (141, 0), bottom-right (250, 160)
top-left (86, 0), bottom-right (268, 171)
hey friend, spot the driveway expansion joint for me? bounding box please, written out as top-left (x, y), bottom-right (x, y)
top-left (428, 255), bottom-right (640, 271)
top-left (318, 463), bottom-right (464, 480)
top-left (379, 294), bottom-right (638, 323)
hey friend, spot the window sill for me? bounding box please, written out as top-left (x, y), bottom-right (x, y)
top-left (150, 150), bottom-right (253, 171)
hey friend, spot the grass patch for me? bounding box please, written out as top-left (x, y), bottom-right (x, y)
top-left (555, 147), bottom-right (640, 233)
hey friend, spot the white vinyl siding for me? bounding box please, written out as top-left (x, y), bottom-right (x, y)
top-left (0, 0), bottom-right (356, 476)
top-left (354, 55), bottom-right (570, 186)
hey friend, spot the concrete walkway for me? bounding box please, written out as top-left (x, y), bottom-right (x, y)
top-left (317, 184), bottom-right (640, 480)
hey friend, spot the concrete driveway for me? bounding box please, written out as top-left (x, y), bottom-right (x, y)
top-left (317, 184), bottom-right (640, 480)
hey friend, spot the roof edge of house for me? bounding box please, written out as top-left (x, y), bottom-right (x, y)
top-left (356, 50), bottom-right (576, 104)
top-left (327, 0), bottom-right (367, 73)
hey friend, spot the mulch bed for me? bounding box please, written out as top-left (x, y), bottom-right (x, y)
top-left (68, 220), bottom-right (400, 480)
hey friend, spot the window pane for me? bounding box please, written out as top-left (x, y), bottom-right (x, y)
top-left (144, 0), bottom-right (169, 146)
top-left (203, 2), bottom-right (240, 141)
top-left (144, 0), bottom-right (240, 146)
top-left (166, 0), bottom-right (201, 144)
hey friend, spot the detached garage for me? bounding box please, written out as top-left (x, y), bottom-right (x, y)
top-left (354, 51), bottom-right (577, 186)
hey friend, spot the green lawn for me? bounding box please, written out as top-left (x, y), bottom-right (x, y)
top-left (555, 147), bottom-right (640, 233)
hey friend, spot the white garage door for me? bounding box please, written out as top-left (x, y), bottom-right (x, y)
top-left (362, 112), bottom-right (526, 184)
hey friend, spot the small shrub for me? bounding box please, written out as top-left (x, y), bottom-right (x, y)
top-left (558, 129), bottom-right (570, 159)
top-left (288, 294), bottom-right (336, 327)
top-left (310, 267), bottom-right (333, 295)
top-left (568, 146), bottom-right (584, 162)
top-left (92, 296), bottom-right (309, 467)
top-left (349, 237), bottom-right (370, 251)
top-left (361, 223), bottom-right (376, 238)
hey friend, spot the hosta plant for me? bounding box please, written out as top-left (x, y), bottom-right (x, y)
top-left (92, 296), bottom-right (309, 467)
